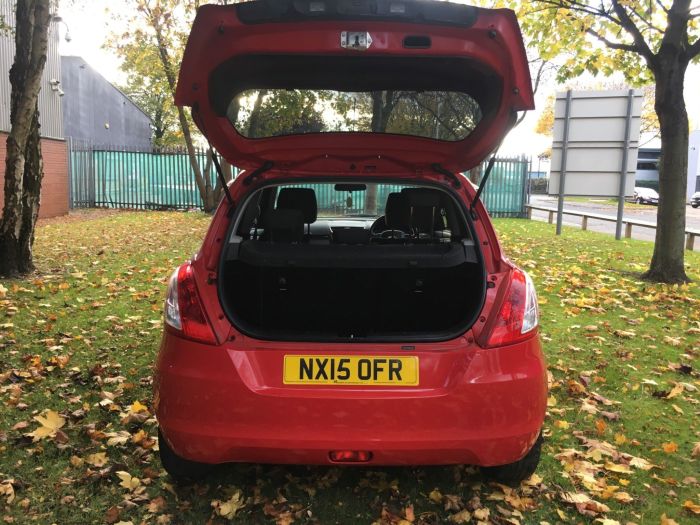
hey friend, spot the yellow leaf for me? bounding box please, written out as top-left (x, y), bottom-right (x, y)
top-left (0, 283), bottom-right (7, 298)
top-left (614, 433), bottom-right (627, 445)
top-left (554, 420), bottom-right (570, 430)
top-left (449, 510), bottom-right (471, 524)
top-left (130, 400), bottom-right (149, 414)
top-left (660, 514), bottom-right (679, 525)
top-left (666, 383), bottom-right (684, 399)
top-left (116, 471), bottom-right (141, 492)
top-left (86, 452), bottom-right (108, 467)
top-left (0, 480), bottom-right (15, 503)
top-left (27, 410), bottom-right (65, 441)
top-left (429, 489), bottom-right (443, 504)
top-left (212, 490), bottom-right (246, 519)
top-left (473, 508), bottom-right (490, 520)
top-left (604, 462), bottom-right (632, 474)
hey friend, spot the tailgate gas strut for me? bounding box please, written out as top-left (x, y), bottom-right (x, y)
top-left (208, 142), bottom-right (234, 208)
top-left (470, 145), bottom-right (502, 215)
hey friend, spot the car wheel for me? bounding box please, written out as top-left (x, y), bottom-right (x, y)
top-left (481, 433), bottom-right (543, 486)
top-left (158, 428), bottom-right (212, 482)
top-left (693, 203), bottom-right (699, 208)
top-left (635, 197), bottom-right (642, 204)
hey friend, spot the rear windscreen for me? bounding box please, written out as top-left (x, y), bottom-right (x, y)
top-left (227, 89), bottom-right (482, 141)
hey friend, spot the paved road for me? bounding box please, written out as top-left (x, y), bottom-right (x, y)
top-left (528, 195), bottom-right (700, 252)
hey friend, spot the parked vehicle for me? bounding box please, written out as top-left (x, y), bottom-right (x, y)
top-left (154, 0), bottom-right (547, 485)
top-left (633, 187), bottom-right (659, 205)
top-left (691, 191), bottom-right (700, 208)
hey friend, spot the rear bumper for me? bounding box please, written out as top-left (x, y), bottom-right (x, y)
top-left (154, 332), bottom-right (547, 467)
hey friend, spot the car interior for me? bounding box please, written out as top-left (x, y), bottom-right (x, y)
top-left (219, 183), bottom-right (485, 340)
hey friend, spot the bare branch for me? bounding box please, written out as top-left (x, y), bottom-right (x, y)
top-left (586, 27), bottom-right (640, 53)
top-left (610, 0), bottom-right (656, 63)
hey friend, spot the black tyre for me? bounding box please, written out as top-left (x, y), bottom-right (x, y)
top-left (635, 197), bottom-right (642, 204)
top-left (692, 203), bottom-right (699, 208)
top-left (158, 428), bottom-right (212, 482)
top-left (481, 433), bottom-right (543, 486)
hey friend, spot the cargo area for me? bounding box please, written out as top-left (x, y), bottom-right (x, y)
top-left (218, 183), bottom-right (486, 340)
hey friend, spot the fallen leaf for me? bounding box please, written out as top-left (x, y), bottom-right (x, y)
top-left (115, 471), bottom-right (141, 492)
top-left (27, 410), bottom-right (65, 441)
top-left (449, 510), bottom-right (472, 524)
top-left (662, 442), bottom-right (678, 454)
top-left (212, 490), bottom-right (246, 519)
top-left (86, 452), bottom-right (108, 467)
top-left (682, 499), bottom-right (700, 514)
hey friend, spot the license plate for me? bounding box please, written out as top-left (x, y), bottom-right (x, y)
top-left (283, 355), bottom-right (419, 386)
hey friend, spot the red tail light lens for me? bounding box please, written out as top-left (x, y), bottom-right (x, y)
top-left (482, 267), bottom-right (538, 348)
top-left (164, 262), bottom-right (217, 345)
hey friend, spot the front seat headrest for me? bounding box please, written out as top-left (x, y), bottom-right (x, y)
top-left (277, 188), bottom-right (318, 224)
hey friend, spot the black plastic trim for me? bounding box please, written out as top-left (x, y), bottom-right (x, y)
top-left (235, 0), bottom-right (478, 27)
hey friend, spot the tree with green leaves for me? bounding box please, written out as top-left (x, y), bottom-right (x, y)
top-left (515, 0), bottom-right (700, 283)
top-left (114, 34), bottom-right (182, 148)
top-left (0, 0), bottom-right (52, 277)
top-left (109, 0), bottom-right (225, 212)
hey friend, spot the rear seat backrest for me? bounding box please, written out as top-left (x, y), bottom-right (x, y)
top-left (263, 209), bottom-right (304, 243)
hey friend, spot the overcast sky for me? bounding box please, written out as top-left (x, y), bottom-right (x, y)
top-left (56, 0), bottom-right (700, 156)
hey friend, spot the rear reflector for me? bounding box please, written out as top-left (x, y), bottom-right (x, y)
top-left (329, 450), bottom-right (372, 463)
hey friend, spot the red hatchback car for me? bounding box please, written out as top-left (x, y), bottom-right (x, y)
top-left (154, 0), bottom-right (547, 485)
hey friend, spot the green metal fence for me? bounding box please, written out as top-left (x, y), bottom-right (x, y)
top-left (69, 141), bottom-right (530, 217)
top-left (69, 141), bottom-right (219, 210)
top-left (476, 155), bottom-right (530, 218)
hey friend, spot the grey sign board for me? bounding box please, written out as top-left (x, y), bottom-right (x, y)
top-left (549, 89), bottom-right (643, 197)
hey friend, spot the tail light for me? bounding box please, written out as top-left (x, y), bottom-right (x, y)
top-left (481, 267), bottom-right (538, 348)
top-left (164, 262), bottom-right (217, 345)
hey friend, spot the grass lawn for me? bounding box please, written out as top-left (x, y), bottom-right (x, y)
top-left (1, 210), bottom-right (699, 524)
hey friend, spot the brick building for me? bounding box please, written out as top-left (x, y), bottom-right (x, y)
top-left (0, 2), bottom-right (69, 219)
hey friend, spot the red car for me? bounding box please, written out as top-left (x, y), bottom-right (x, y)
top-left (154, 0), bottom-right (547, 485)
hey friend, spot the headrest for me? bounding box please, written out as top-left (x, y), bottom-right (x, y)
top-left (265, 209), bottom-right (304, 242)
top-left (401, 188), bottom-right (443, 207)
top-left (385, 192), bottom-right (411, 229)
top-left (277, 188), bottom-right (317, 223)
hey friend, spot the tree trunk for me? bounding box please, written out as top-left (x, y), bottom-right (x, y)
top-left (0, 0), bottom-right (52, 278)
top-left (643, 56), bottom-right (690, 283)
top-left (149, 12), bottom-right (213, 212)
top-left (18, 112), bottom-right (44, 273)
top-left (364, 91), bottom-right (397, 215)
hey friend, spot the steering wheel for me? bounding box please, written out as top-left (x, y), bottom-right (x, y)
top-left (380, 229), bottom-right (406, 239)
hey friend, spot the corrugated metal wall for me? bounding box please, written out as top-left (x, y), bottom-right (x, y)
top-left (0, 0), bottom-right (64, 139)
